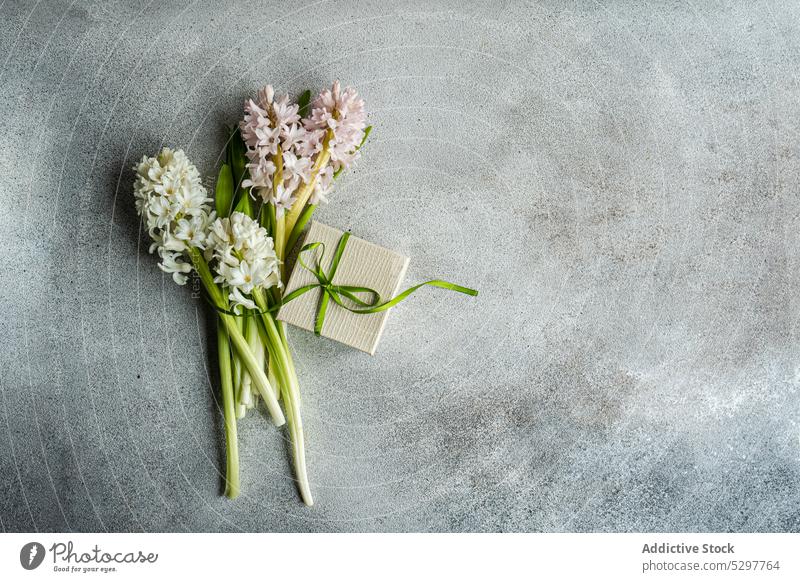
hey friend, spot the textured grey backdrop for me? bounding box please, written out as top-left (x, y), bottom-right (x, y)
top-left (1, 0), bottom-right (798, 532)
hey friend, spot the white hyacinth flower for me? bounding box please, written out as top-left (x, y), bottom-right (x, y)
top-left (133, 148), bottom-right (215, 284)
top-left (208, 212), bottom-right (281, 312)
top-left (157, 248), bottom-right (193, 285)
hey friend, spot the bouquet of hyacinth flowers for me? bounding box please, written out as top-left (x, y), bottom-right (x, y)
top-left (134, 81), bottom-right (475, 506)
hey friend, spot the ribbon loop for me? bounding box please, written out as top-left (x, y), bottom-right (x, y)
top-left (282, 232), bottom-right (478, 336)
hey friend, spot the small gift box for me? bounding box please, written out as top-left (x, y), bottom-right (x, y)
top-left (277, 221), bottom-right (410, 355)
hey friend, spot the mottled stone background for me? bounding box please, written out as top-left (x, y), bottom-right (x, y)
top-left (1, 0), bottom-right (798, 532)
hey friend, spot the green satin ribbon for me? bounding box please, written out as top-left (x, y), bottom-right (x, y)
top-left (281, 231), bottom-right (479, 336)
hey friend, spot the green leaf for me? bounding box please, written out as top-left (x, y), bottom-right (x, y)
top-left (358, 124), bottom-right (372, 149)
top-left (229, 128), bottom-right (247, 191)
top-left (216, 163), bottom-right (234, 218)
top-left (233, 187), bottom-right (254, 218)
top-left (286, 204), bottom-right (316, 252)
top-left (297, 89), bottom-right (312, 118)
top-left (261, 200), bottom-right (276, 236)
top-left (225, 125), bottom-right (234, 167)
top-left (333, 125), bottom-right (373, 180)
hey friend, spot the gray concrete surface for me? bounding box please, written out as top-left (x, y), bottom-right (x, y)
top-left (1, 0), bottom-right (798, 532)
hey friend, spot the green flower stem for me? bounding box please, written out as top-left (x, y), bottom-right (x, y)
top-left (188, 247), bottom-right (285, 427)
top-left (232, 354), bottom-right (244, 416)
top-left (283, 131), bottom-right (332, 246)
top-left (246, 313), bottom-right (272, 406)
top-left (220, 312), bottom-right (285, 424)
top-left (275, 213), bottom-right (286, 279)
top-left (272, 145), bottom-right (287, 278)
top-left (267, 351), bottom-right (280, 401)
top-left (216, 320), bottom-right (240, 499)
top-left (232, 310), bottom-right (245, 416)
top-left (252, 287), bottom-right (313, 506)
top-left (238, 315), bottom-right (254, 414)
top-left (277, 321), bottom-right (299, 402)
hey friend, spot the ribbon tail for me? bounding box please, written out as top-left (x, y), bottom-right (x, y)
top-left (315, 289), bottom-right (331, 336)
top-left (349, 279), bottom-right (478, 314)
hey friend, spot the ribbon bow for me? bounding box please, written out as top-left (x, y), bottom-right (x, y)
top-left (281, 232), bottom-right (478, 336)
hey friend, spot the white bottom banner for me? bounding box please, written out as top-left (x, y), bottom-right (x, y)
top-left (1, 533), bottom-right (797, 581)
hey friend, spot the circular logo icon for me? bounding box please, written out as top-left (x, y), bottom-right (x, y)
top-left (20, 542), bottom-right (45, 570)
